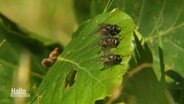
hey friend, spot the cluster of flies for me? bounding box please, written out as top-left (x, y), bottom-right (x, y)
top-left (41, 24), bottom-right (122, 68)
top-left (98, 24), bottom-right (122, 69)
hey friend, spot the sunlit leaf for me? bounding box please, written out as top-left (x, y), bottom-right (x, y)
top-left (32, 10), bottom-right (135, 104)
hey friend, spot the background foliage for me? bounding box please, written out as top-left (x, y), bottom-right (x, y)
top-left (0, 0), bottom-right (183, 104)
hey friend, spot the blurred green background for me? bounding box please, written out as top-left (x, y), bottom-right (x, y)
top-left (0, 0), bottom-right (77, 46)
top-left (0, 0), bottom-right (184, 104)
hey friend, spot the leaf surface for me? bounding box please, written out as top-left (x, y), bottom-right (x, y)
top-left (34, 10), bottom-right (135, 104)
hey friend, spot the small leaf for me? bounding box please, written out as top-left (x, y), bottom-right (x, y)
top-left (166, 70), bottom-right (184, 83)
top-left (166, 70), bottom-right (184, 103)
top-left (159, 47), bottom-right (166, 83)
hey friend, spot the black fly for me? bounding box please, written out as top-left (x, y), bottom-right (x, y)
top-left (98, 24), bottom-right (121, 37)
top-left (100, 37), bottom-right (120, 48)
top-left (101, 54), bottom-right (122, 69)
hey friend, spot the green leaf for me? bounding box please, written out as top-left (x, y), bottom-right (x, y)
top-left (119, 0), bottom-right (184, 78)
top-left (33, 10), bottom-right (135, 104)
top-left (114, 34), bottom-right (173, 104)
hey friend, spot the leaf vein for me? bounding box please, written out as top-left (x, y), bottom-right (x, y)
top-left (167, 39), bottom-right (184, 52)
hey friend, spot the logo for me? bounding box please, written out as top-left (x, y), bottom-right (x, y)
top-left (10, 88), bottom-right (30, 97)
